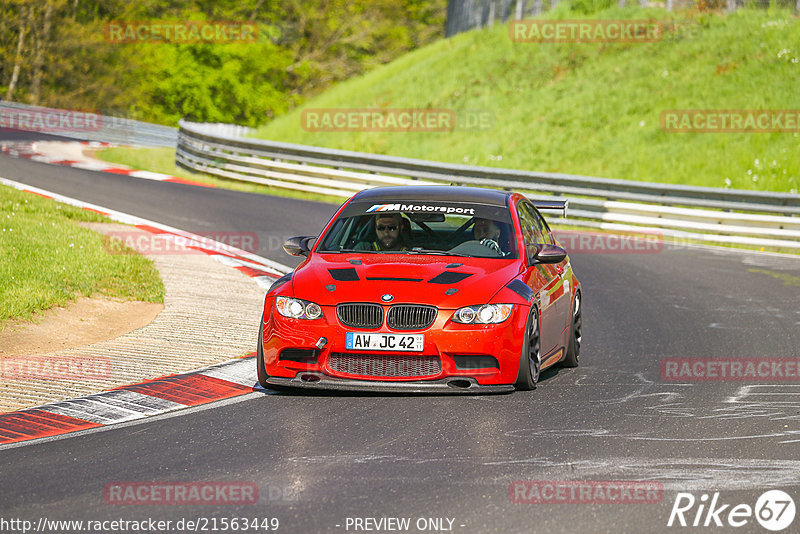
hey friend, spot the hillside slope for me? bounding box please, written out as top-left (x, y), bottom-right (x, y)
top-left (253, 6), bottom-right (800, 192)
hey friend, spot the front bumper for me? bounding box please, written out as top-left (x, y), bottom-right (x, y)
top-left (265, 374), bottom-right (513, 394)
top-left (261, 301), bottom-right (530, 387)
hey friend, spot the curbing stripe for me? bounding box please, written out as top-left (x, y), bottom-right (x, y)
top-left (234, 265), bottom-right (276, 278)
top-left (0, 410), bottom-right (101, 444)
top-left (64, 390), bottom-right (185, 416)
top-left (0, 357), bottom-right (260, 446)
top-left (116, 373), bottom-right (253, 407)
top-left (128, 170), bottom-right (176, 180)
top-left (42, 391), bottom-right (185, 425)
top-left (42, 401), bottom-right (145, 425)
top-left (199, 358), bottom-right (259, 388)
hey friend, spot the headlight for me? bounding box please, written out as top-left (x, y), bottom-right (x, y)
top-left (275, 296), bottom-right (323, 320)
top-left (452, 304), bottom-right (513, 324)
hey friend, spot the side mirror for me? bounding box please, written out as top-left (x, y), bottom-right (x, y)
top-left (283, 236), bottom-right (315, 257)
top-left (528, 243), bottom-right (567, 265)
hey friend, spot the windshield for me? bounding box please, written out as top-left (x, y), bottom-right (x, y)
top-left (317, 201), bottom-right (518, 258)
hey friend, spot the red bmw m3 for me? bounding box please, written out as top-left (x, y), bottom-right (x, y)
top-left (257, 186), bottom-right (582, 393)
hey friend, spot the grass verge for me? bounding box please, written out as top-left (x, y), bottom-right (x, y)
top-left (0, 185), bottom-right (165, 325)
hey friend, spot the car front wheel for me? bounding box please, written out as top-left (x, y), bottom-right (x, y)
top-left (514, 307), bottom-right (541, 391)
top-left (256, 314), bottom-right (269, 388)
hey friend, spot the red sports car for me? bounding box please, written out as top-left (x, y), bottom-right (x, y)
top-left (257, 186), bottom-right (581, 393)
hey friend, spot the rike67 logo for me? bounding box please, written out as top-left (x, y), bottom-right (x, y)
top-left (668, 490), bottom-right (796, 531)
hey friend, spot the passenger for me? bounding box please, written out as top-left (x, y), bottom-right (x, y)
top-left (355, 213), bottom-right (408, 251)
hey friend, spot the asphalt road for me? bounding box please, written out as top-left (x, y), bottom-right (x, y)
top-left (1, 145), bottom-right (799, 534)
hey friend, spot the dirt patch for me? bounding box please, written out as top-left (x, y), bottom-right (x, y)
top-left (0, 297), bottom-right (163, 357)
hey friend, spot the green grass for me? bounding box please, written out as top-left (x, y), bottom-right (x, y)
top-left (94, 146), bottom-right (346, 205)
top-left (0, 185), bottom-right (165, 324)
top-left (249, 5), bottom-right (800, 193)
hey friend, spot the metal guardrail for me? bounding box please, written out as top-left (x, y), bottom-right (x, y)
top-left (177, 119), bottom-right (800, 250)
top-left (0, 101), bottom-right (177, 147)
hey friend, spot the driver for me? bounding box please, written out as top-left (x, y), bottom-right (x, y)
top-left (355, 213), bottom-right (408, 251)
top-left (472, 218), bottom-right (505, 254)
top-left (473, 218), bottom-right (500, 242)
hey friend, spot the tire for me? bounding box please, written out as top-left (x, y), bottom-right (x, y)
top-left (514, 307), bottom-right (541, 391)
top-left (561, 291), bottom-right (582, 368)
top-left (256, 314), bottom-right (269, 388)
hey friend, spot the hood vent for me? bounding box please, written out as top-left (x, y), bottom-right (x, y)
top-left (329, 268), bottom-right (360, 281)
top-left (428, 271), bottom-right (473, 285)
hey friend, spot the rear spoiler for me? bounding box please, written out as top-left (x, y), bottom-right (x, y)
top-left (532, 199), bottom-right (568, 217)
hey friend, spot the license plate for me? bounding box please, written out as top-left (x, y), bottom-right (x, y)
top-left (346, 333), bottom-right (424, 352)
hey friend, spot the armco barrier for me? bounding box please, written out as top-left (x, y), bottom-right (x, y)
top-left (0, 101), bottom-right (176, 147)
top-left (176, 119), bottom-right (800, 250)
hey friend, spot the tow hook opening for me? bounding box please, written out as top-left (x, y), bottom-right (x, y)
top-left (300, 373), bottom-right (321, 382)
top-left (447, 379), bottom-right (472, 389)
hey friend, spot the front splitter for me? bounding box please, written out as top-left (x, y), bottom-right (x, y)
top-left (265, 374), bottom-right (514, 394)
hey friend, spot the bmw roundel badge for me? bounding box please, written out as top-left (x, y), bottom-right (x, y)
top-left (381, 294), bottom-right (394, 302)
